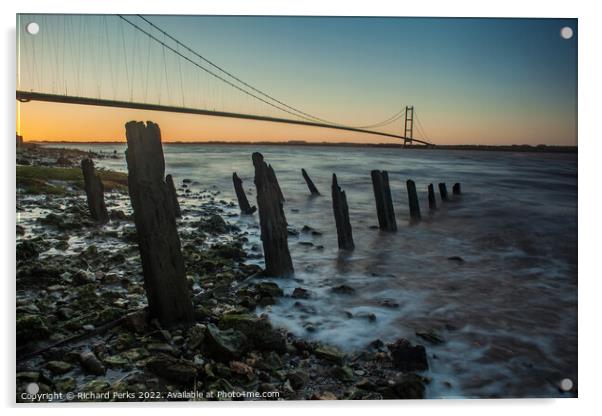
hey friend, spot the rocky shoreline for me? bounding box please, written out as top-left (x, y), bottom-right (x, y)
top-left (16, 144), bottom-right (431, 402)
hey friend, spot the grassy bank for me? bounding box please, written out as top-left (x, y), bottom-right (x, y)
top-left (17, 165), bottom-right (128, 195)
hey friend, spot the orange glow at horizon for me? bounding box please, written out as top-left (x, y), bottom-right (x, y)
top-left (17, 101), bottom-right (576, 146)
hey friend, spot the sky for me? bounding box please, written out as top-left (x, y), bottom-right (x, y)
top-left (16, 15), bottom-right (577, 145)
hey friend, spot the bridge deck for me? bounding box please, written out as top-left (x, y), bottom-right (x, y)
top-left (16, 91), bottom-right (433, 146)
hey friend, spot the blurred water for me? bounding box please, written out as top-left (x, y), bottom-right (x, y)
top-left (46, 143), bottom-right (577, 398)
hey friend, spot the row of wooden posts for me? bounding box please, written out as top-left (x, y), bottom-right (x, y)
top-left (232, 162), bottom-right (462, 262)
top-left (78, 121), bottom-right (461, 326)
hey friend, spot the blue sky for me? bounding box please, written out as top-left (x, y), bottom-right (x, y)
top-left (18, 15), bottom-right (577, 144)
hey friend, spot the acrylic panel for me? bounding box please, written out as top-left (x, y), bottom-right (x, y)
top-left (16, 14), bottom-right (577, 402)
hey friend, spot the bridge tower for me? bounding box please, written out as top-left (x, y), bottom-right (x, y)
top-left (404, 106), bottom-right (414, 146)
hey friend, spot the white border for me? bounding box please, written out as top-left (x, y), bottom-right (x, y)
top-left (3, 1), bottom-right (600, 415)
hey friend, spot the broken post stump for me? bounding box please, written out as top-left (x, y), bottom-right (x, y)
top-left (406, 179), bottom-right (421, 220)
top-left (124, 121), bottom-right (193, 326)
top-left (428, 184), bottom-right (437, 210)
top-left (80, 158), bottom-right (109, 224)
top-left (438, 183), bottom-right (449, 201)
top-left (232, 172), bottom-right (257, 215)
top-left (165, 174), bottom-right (181, 218)
top-left (252, 152), bottom-right (294, 277)
top-left (371, 170), bottom-right (397, 231)
top-left (331, 174), bottom-right (354, 250)
top-left (301, 168), bottom-right (321, 196)
top-left (453, 183), bottom-right (462, 195)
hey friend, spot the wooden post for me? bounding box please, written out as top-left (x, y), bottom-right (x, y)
top-left (301, 168), bottom-right (320, 196)
top-left (165, 174), bottom-right (181, 218)
top-left (80, 158), bottom-right (109, 224)
top-left (331, 174), bottom-right (354, 250)
top-left (427, 184), bottom-right (437, 210)
top-left (252, 152), bottom-right (294, 276)
top-left (124, 121), bottom-right (193, 326)
top-left (438, 183), bottom-right (449, 201)
top-left (232, 172), bottom-right (257, 215)
top-left (406, 179), bottom-right (421, 220)
top-left (453, 183), bottom-right (462, 195)
top-left (371, 170), bottom-right (397, 231)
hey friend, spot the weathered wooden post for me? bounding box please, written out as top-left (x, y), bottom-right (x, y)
top-left (453, 183), bottom-right (462, 195)
top-left (427, 184), bottom-right (437, 210)
top-left (81, 158), bottom-right (109, 224)
top-left (301, 168), bottom-right (320, 196)
top-left (124, 121), bottom-right (193, 326)
top-left (252, 152), bottom-right (294, 276)
top-left (232, 172), bottom-right (257, 215)
top-left (165, 174), bottom-right (181, 218)
top-left (371, 170), bottom-right (397, 231)
top-left (332, 174), bottom-right (354, 250)
top-left (438, 182), bottom-right (449, 201)
top-left (406, 179), bottom-right (421, 220)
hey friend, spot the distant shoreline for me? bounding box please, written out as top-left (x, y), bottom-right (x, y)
top-left (27, 140), bottom-right (577, 153)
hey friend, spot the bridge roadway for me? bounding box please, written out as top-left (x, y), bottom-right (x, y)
top-left (16, 91), bottom-right (434, 146)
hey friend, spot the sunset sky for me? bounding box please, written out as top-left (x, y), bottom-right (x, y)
top-left (16, 15), bottom-right (577, 145)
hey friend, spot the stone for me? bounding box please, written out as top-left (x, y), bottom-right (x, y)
top-left (16, 240), bottom-right (39, 262)
top-left (388, 339), bottom-right (429, 371)
top-left (415, 330), bottom-right (445, 345)
top-left (330, 365), bottom-right (354, 382)
top-left (46, 361), bottom-right (73, 375)
top-left (256, 282), bottom-right (284, 298)
top-left (16, 314), bottom-right (50, 344)
top-left (79, 351), bottom-right (106, 375)
top-left (146, 354), bottom-right (198, 383)
top-left (287, 369), bottom-right (309, 390)
top-left (314, 345), bottom-right (346, 365)
top-left (291, 287), bottom-right (311, 299)
top-left (122, 310), bottom-right (149, 333)
top-left (219, 313), bottom-right (286, 353)
top-left (391, 373), bottom-right (426, 399)
top-left (204, 324), bottom-right (247, 362)
top-left (330, 284), bottom-right (356, 295)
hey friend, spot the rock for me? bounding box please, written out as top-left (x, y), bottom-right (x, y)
top-left (187, 324), bottom-right (206, 350)
top-left (291, 287), bottom-right (311, 299)
top-left (54, 377), bottom-right (76, 392)
top-left (103, 355), bottom-right (131, 368)
top-left (16, 314), bottom-right (50, 344)
top-left (314, 345), bottom-right (346, 365)
top-left (313, 391), bottom-right (338, 400)
top-left (109, 210), bottom-right (129, 221)
top-left (73, 270), bottom-right (96, 284)
top-left (45, 361), bottom-right (73, 375)
top-left (16, 225), bottom-right (26, 235)
top-left (83, 379), bottom-right (110, 394)
top-left (146, 354), bottom-right (198, 383)
top-left (219, 313), bottom-right (286, 353)
top-left (229, 360), bottom-right (254, 378)
top-left (204, 324), bottom-right (247, 362)
top-left (330, 285), bottom-right (355, 295)
top-left (147, 343), bottom-right (176, 355)
top-left (356, 378), bottom-right (378, 391)
top-left (122, 310), bottom-right (149, 333)
top-left (197, 214), bottom-right (228, 235)
top-left (16, 371), bottom-right (40, 382)
top-left (79, 351), bottom-right (106, 375)
top-left (388, 339), bottom-right (429, 371)
top-left (379, 299), bottom-right (400, 308)
top-left (415, 330), bottom-right (445, 345)
top-left (16, 240), bottom-right (39, 262)
top-left (391, 373), bottom-right (426, 399)
top-left (355, 311), bottom-right (377, 322)
top-left (255, 282), bottom-right (284, 298)
top-left (330, 365), bottom-right (354, 382)
top-left (447, 256), bottom-right (465, 263)
top-left (287, 369), bottom-right (309, 390)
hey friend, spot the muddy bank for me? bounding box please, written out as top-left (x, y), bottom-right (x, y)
top-left (16, 145), bottom-right (431, 402)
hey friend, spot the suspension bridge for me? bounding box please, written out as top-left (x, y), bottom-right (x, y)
top-left (16, 14), bottom-right (434, 146)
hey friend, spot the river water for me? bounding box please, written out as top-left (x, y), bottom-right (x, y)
top-left (44, 143), bottom-right (578, 399)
